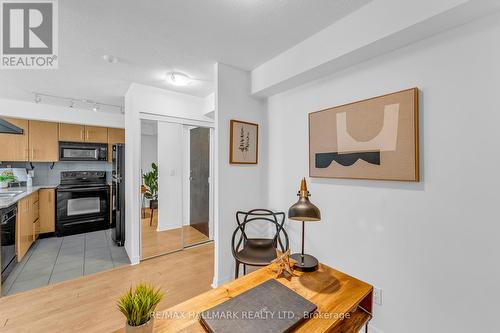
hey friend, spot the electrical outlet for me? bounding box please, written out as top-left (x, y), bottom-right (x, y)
top-left (373, 287), bottom-right (382, 305)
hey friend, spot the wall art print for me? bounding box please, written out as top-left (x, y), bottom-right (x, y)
top-left (230, 119), bottom-right (258, 164)
top-left (309, 88), bottom-right (419, 181)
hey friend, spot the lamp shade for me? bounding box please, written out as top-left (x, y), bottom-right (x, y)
top-left (288, 178), bottom-right (321, 222)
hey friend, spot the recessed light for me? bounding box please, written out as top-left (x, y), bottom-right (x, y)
top-left (166, 72), bottom-right (192, 87)
top-left (102, 55), bottom-right (118, 64)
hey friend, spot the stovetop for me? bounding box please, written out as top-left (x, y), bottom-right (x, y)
top-left (58, 171), bottom-right (107, 188)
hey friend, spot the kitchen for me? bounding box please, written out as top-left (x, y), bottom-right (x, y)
top-left (0, 117), bottom-right (128, 296)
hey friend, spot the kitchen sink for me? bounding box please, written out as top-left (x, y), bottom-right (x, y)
top-left (0, 191), bottom-right (24, 197)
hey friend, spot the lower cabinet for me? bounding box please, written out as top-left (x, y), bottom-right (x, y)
top-left (16, 191), bottom-right (41, 261)
top-left (39, 189), bottom-right (55, 233)
top-left (17, 195), bottom-right (33, 261)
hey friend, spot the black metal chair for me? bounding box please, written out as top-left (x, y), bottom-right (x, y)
top-left (231, 209), bottom-right (289, 278)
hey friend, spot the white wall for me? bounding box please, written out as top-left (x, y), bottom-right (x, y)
top-left (0, 97), bottom-right (124, 128)
top-left (214, 63), bottom-right (268, 285)
top-left (141, 134), bottom-right (157, 175)
top-left (157, 122), bottom-right (184, 231)
top-left (265, 13), bottom-right (500, 333)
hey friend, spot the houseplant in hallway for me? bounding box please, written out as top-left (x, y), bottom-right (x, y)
top-left (143, 162), bottom-right (158, 212)
top-left (117, 283), bottom-right (163, 333)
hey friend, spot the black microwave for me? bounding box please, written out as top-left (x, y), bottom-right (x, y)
top-left (59, 141), bottom-right (108, 161)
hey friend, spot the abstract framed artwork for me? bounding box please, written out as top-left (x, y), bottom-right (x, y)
top-left (230, 119), bottom-right (259, 164)
top-left (309, 88), bottom-right (419, 181)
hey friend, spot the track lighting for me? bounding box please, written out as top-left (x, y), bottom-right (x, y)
top-left (31, 92), bottom-right (122, 114)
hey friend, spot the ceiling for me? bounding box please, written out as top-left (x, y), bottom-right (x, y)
top-left (0, 0), bottom-right (370, 106)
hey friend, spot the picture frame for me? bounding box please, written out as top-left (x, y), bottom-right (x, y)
top-left (309, 88), bottom-right (419, 181)
top-left (230, 119), bottom-right (259, 164)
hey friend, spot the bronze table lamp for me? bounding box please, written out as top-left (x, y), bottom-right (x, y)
top-left (288, 178), bottom-right (321, 272)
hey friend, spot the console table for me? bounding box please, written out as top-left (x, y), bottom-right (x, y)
top-left (120, 262), bottom-right (373, 332)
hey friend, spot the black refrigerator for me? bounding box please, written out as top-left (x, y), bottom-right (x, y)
top-left (111, 144), bottom-right (125, 246)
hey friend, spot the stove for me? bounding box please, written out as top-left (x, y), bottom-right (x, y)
top-left (56, 171), bottom-right (110, 237)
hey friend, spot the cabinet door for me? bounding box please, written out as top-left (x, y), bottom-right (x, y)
top-left (39, 189), bottom-right (55, 233)
top-left (85, 126), bottom-right (108, 143)
top-left (16, 196), bottom-right (33, 261)
top-left (107, 128), bottom-right (125, 162)
top-left (29, 120), bottom-right (59, 162)
top-left (59, 123), bottom-right (85, 142)
top-left (0, 117), bottom-right (29, 161)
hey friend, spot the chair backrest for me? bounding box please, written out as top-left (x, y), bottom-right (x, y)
top-left (231, 209), bottom-right (289, 256)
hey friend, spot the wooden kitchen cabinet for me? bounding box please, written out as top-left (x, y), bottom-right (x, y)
top-left (29, 120), bottom-right (59, 162)
top-left (85, 125), bottom-right (108, 143)
top-left (107, 127), bottom-right (125, 162)
top-left (59, 123), bottom-right (85, 142)
top-left (0, 117), bottom-right (29, 161)
top-left (39, 188), bottom-right (55, 233)
top-left (16, 195), bottom-right (33, 261)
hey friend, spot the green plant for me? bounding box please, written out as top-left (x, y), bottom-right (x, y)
top-left (142, 163), bottom-right (158, 201)
top-left (0, 174), bottom-right (16, 183)
top-left (117, 283), bottom-right (163, 326)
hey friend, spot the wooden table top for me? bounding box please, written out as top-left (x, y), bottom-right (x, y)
top-left (118, 262), bottom-right (372, 332)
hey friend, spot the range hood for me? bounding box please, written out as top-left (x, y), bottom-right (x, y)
top-left (0, 118), bottom-right (24, 134)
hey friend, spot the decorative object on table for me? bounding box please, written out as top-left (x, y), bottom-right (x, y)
top-left (232, 209), bottom-right (289, 278)
top-left (0, 170), bottom-right (16, 188)
top-left (309, 87), bottom-right (419, 181)
top-left (142, 163), bottom-right (158, 226)
top-left (271, 249), bottom-right (297, 278)
top-left (288, 178), bottom-right (321, 272)
top-left (229, 119), bottom-right (258, 164)
top-left (117, 283), bottom-right (163, 333)
top-left (200, 279), bottom-right (317, 333)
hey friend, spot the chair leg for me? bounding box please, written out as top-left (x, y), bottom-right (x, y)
top-left (235, 262), bottom-right (240, 279)
top-left (243, 264), bottom-right (246, 276)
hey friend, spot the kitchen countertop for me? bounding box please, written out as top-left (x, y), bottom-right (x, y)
top-left (0, 185), bottom-right (58, 209)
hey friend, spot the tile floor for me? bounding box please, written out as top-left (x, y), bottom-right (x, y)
top-left (2, 229), bottom-right (130, 296)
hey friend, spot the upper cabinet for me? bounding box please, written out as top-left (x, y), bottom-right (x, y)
top-left (0, 117), bottom-right (29, 161)
top-left (85, 126), bottom-right (108, 143)
top-left (29, 120), bottom-right (59, 162)
top-left (59, 123), bottom-right (108, 144)
top-left (107, 128), bottom-right (125, 162)
top-left (59, 123), bottom-right (85, 142)
top-left (0, 118), bottom-right (122, 162)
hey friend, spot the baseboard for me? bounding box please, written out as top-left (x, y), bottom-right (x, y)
top-left (362, 324), bottom-right (384, 333)
top-left (211, 275), bottom-right (233, 288)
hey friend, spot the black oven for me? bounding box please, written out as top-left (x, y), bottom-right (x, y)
top-left (59, 141), bottom-right (108, 161)
top-left (1, 204), bottom-right (17, 282)
top-left (56, 171), bottom-right (109, 236)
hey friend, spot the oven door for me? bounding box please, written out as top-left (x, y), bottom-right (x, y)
top-left (1, 210), bottom-right (17, 277)
top-left (57, 186), bottom-right (109, 224)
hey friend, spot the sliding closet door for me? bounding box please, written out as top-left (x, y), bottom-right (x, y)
top-left (140, 120), bottom-right (183, 259)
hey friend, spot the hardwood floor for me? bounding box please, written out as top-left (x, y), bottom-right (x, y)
top-left (141, 209), bottom-right (209, 259)
top-left (0, 243), bottom-right (214, 333)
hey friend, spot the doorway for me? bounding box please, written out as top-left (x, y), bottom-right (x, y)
top-left (140, 119), bottom-right (213, 260)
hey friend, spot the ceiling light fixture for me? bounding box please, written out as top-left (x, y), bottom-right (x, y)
top-left (167, 72), bottom-right (192, 87)
top-left (31, 92), bottom-right (122, 114)
top-left (102, 54), bottom-right (118, 64)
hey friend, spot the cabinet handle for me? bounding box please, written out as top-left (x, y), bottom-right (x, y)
top-left (80, 130), bottom-right (84, 140)
top-left (86, 130), bottom-right (89, 140)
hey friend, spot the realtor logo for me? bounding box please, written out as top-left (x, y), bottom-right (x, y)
top-left (1, 0), bottom-right (58, 69)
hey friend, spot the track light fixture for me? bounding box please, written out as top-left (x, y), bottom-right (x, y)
top-left (31, 92), bottom-right (122, 114)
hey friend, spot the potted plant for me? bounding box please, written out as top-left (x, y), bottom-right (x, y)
top-left (117, 283), bottom-right (163, 333)
top-left (142, 163), bottom-right (158, 210)
top-left (0, 172), bottom-right (16, 189)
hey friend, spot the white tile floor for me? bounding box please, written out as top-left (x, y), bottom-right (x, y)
top-left (2, 229), bottom-right (130, 296)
